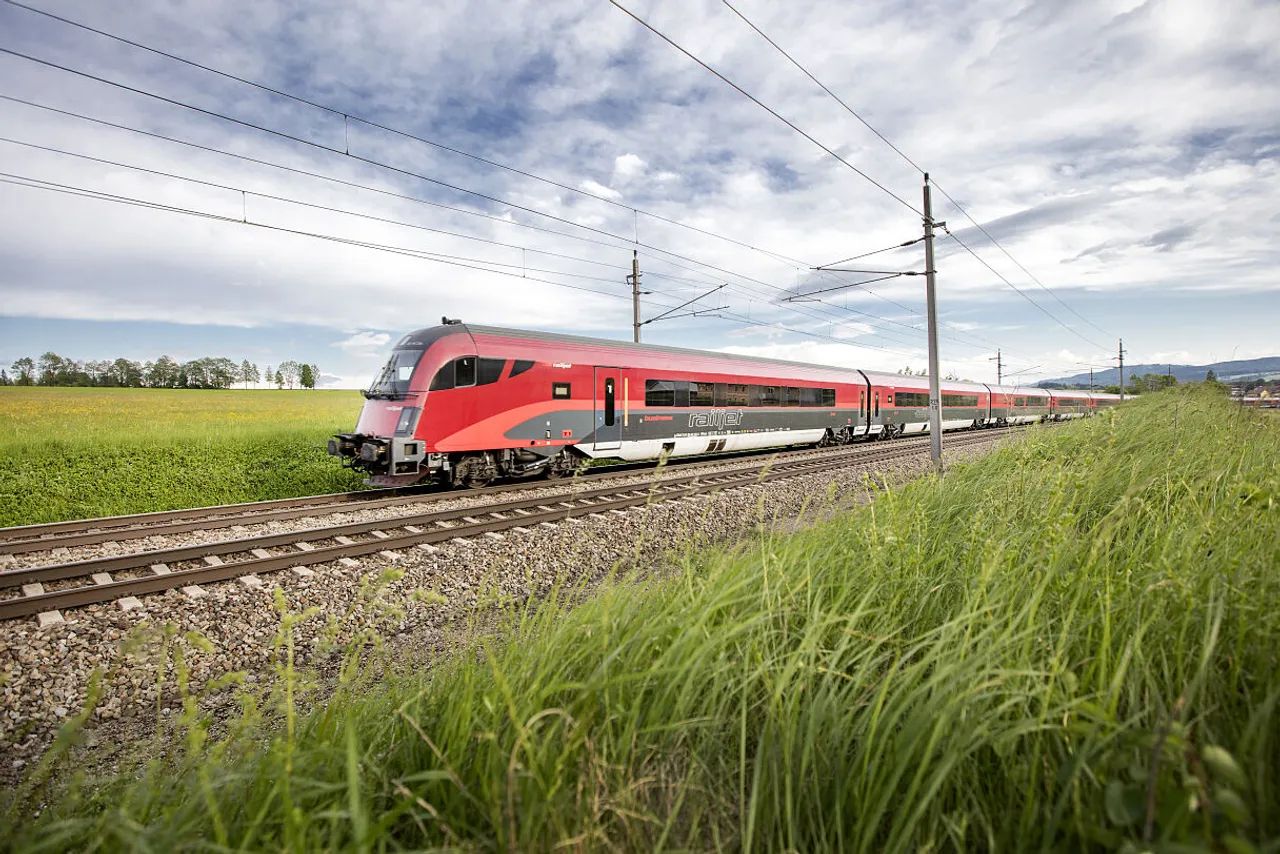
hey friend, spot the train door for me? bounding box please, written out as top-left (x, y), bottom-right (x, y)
top-left (593, 367), bottom-right (622, 452)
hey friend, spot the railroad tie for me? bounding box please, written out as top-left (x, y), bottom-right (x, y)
top-left (22, 583), bottom-right (45, 598)
top-left (379, 550), bottom-right (403, 561)
top-left (117, 597), bottom-right (143, 612)
top-left (510, 526), bottom-right (531, 534)
top-left (91, 573), bottom-right (113, 586)
top-left (339, 557), bottom-right (361, 568)
top-left (462, 516), bottom-right (482, 524)
top-left (290, 567), bottom-right (315, 578)
top-left (203, 555), bottom-right (224, 567)
top-left (181, 586), bottom-right (207, 600)
top-left (252, 549), bottom-right (273, 559)
top-left (416, 544), bottom-right (439, 554)
top-left (402, 526), bottom-right (423, 534)
top-left (150, 564), bottom-right (170, 576)
top-left (482, 532), bottom-right (504, 541)
top-left (334, 536), bottom-right (356, 545)
top-left (370, 530), bottom-right (390, 539)
top-left (294, 542), bottom-right (315, 553)
top-left (36, 610), bottom-right (64, 628)
top-left (238, 575), bottom-right (263, 589)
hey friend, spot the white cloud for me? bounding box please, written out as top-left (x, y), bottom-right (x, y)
top-left (613, 153), bottom-right (647, 180)
top-left (333, 331), bottom-right (392, 354)
top-left (578, 179), bottom-right (622, 200)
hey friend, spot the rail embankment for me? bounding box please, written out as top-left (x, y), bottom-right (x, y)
top-left (6, 386), bottom-right (1277, 852)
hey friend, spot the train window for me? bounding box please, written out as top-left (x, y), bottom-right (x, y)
top-left (689, 382), bottom-right (714, 407)
top-left (1014, 396), bottom-right (1026, 406)
top-left (429, 363), bottom-right (454, 391)
top-left (476, 358), bottom-right (505, 386)
top-left (874, 392), bottom-right (880, 416)
top-left (759, 386), bottom-right (779, 407)
top-left (942, 394), bottom-right (979, 407)
top-left (510, 359), bottom-right (535, 378)
top-left (725, 384), bottom-right (749, 407)
top-left (783, 388), bottom-right (801, 407)
top-left (604, 378), bottom-right (615, 426)
top-left (821, 388), bottom-right (836, 407)
top-left (673, 381), bottom-right (691, 408)
top-left (552, 382), bottom-right (571, 399)
top-left (455, 357), bottom-right (476, 387)
top-left (798, 387), bottom-right (821, 407)
top-left (897, 392), bottom-right (929, 407)
top-left (860, 390), bottom-right (866, 417)
top-left (645, 379), bottom-right (675, 407)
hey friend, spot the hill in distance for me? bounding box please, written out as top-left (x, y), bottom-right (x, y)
top-left (1037, 356), bottom-right (1280, 388)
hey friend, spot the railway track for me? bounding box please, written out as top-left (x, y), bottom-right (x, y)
top-left (1, 429), bottom-right (1018, 622)
top-left (0, 429), bottom-right (1004, 555)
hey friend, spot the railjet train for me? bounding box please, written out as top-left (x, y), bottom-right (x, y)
top-left (329, 320), bottom-right (1120, 488)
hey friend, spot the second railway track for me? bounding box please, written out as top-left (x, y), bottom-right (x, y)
top-left (1, 429), bottom-right (1018, 621)
top-left (0, 429), bottom-right (1026, 555)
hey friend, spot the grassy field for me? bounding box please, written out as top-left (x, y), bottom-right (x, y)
top-left (6, 387), bottom-right (1279, 852)
top-left (0, 387), bottom-right (366, 526)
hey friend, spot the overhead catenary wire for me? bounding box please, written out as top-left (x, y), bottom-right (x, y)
top-left (0, 0), bottom-right (878, 276)
top-left (716, 0), bottom-right (1116, 342)
top-left (0, 95), bottom-right (985, 357)
top-left (0, 77), bottom-right (937, 350)
top-left (0, 171), bottom-right (932, 361)
top-left (0, 172), bottom-right (695, 306)
top-left (0, 30), bottom-right (1005, 357)
top-left (606, 0), bottom-right (922, 218)
top-left (0, 37), bottom-right (1020, 365)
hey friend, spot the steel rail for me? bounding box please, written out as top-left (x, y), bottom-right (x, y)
top-left (0, 432), bottom-right (965, 553)
top-left (0, 430), bottom-right (1016, 621)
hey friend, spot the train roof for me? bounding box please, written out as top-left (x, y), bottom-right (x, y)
top-left (393, 323), bottom-right (1123, 400)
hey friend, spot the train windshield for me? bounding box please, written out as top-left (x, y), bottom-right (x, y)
top-left (364, 348), bottom-right (423, 399)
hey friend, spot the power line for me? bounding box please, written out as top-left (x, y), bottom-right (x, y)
top-left (718, 0), bottom-right (1115, 341)
top-left (606, 0), bottom-right (922, 217)
top-left (0, 0), bottom-right (872, 278)
top-left (1, 100), bottom-right (955, 360)
top-left (0, 136), bottom-right (653, 280)
top-left (0, 171), bottom-right (938, 362)
top-left (0, 81), bottom-right (932, 349)
top-left (942, 227), bottom-right (1107, 350)
top-left (0, 43), bottom-right (987, 355)
top-left (0, 51), bottom-right (1007, 362)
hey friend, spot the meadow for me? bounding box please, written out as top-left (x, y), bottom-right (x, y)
top-left (5, 386), bottom-right (1279, 852)
top-left (0, 387), bottom-right (366, 526)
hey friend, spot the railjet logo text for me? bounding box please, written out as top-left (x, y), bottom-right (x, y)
top-left (688, 409), bottom-right (744, 430)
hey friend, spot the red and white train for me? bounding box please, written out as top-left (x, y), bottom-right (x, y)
top-left (329, 321), bottom-right (1121, 487)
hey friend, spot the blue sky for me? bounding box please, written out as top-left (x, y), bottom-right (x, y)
top-left (1, 0), bottom-right (1277, 387)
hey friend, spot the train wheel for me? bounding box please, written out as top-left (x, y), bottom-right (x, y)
top-left (454, 454), bottom-right (496, 489)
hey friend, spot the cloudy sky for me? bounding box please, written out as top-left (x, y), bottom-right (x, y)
top-left (1, 0), bottom-right (1277, 387)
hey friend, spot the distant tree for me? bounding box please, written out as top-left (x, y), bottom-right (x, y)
top-left (1104, 384), bottom-right (1122, 395)
top-left (109, 358), bottom-right (143, 388)
top-left (299, 363), bottom-right (315, 389)
top-left (240, 359), bottom-right (254, 389)
top-left (1205, 368), bottom-right (1217, 383)
top-left (274, 368), bottom-right (284, 389)
top-left (147, 355), bottom-right (180, 388)
top-left (37, 352), bottom-right (66, 385)
top-left (278, 360), bottom-right (300, 390)
top-left (309, 364), bottom-right (319, 387)
top-left (250, 362), bottom-right (261, 387)
top-left (0, 369), bottom-right (9, 386)
top-left (11, 357), bottom-right (35, 386)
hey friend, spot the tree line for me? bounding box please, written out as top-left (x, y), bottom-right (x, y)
top-left (2, 352), bottom-right (320, 390)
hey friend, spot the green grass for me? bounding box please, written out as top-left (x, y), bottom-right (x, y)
top-left (7, 386), bottom-right (1279, 852)
top-left (0, 387), bottom-right (366, 526)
